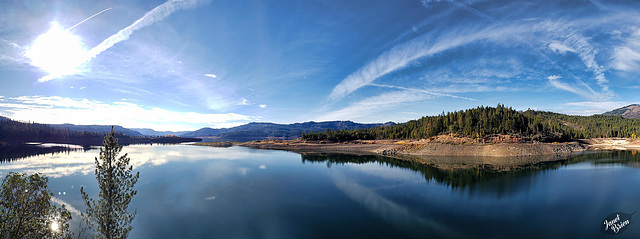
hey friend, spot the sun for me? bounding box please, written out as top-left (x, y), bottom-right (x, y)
top-left (24, 22), bottom-right (89, 82)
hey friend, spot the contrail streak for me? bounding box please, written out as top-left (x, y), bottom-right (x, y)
top-left (86, 0), bottom-right (206, 62)
top-left (67, 8), bottom-right (112, 31)
top-left (368, 83), bottom-right (477, 101)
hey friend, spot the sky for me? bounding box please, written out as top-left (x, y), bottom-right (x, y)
top-left (1, 0), bottom-right (640, 131)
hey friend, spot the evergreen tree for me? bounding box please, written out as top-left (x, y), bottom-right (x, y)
top-left (80, 127), bottom-right (139, 239)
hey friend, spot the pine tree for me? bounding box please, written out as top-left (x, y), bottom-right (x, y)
top-left (80, 127), bottom-right (139, 239)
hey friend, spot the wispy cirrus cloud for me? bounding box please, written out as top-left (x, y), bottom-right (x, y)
top-left (327, 0), bottom-right (627, 110)
top-left (86, 0), bottom-right (209, 64)
top-left (327, 23), bottom-right (525, 102)
top-left (368, 83), bottom-right (477, 101)
top-left (613, 28), bottom-right (640, 73)
top-left (437, 0), bottom-right (613, 99)
top-left (317, 90), bottom-right (432, 122)
top-left (0, 95), bottom-right (257, 131)
top-left (537, 20), bottom-right (611, 96)
top-left (546, 75), bottom-right (599, 100)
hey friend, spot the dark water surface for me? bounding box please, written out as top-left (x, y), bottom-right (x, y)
top-left (1, 144), bottom-right (639, 238)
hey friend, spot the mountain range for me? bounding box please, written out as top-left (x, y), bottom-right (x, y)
top-left (3, 116), bottom-right (394, 142)
top-left (181, 121), bottom-right (395, 141)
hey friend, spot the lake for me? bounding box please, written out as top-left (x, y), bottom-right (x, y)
top-left (0, 144), bottom-right (639, 238)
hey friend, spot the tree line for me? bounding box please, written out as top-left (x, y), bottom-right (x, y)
top-left (0, 117), bottom-right (200, 146)
top-left (302, 104), bottom-right (640, 142)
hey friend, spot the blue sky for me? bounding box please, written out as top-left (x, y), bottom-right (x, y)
top-left (1, 0), bottom-right (640, 131)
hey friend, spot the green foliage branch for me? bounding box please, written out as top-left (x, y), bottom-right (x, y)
top-left (0, 172), bottom-right (72, 239)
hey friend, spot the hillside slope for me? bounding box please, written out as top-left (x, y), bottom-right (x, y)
top-left (602, 104), bottom-right (640, 119)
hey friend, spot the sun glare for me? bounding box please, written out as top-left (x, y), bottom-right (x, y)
top-left (50, 220), bottom-right (59, 232)
top-left (25, 22), bottom-right (89, 81)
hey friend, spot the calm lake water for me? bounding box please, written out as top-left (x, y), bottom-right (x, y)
top-left (1, 144), bottom-right (639, 238)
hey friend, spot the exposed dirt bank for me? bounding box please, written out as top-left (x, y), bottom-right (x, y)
top-left (239, 139), bottom-right (585, 170)
top-left (234, 137), bottom-right (640, 170)
top-left (240, 139), bottom-right (586, 157)
top-left (578, 138), bottom-right (640, 151)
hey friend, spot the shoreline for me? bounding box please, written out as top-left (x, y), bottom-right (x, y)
top-left (234, 138), bottom-right (640, 170)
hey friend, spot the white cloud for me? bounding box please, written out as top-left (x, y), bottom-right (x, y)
top-left (0, 96), bottom-right (257, 131)
top-left (238, 98), bottom-right (251, 105)
top-left (546, 75), bottom-right (561, 81)
top-left (204, 74), bottom-right (217, 79)
top-left (51, 197), bottom-right (82, 216)
top-left (548, 41), bottom-right (576, 54)
top-left (204, 196), bottom-right (216, 200)
top-left (613, 28), bottom-right (640, 72)
top-left (259, 104), bottom-right (267, 108)
top-left (537, 20), bottom-right (610, 94)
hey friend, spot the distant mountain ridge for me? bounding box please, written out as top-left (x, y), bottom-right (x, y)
top-left (131, 128), bottom-right (190, 137)
top-left (181, 121), bottom-right (395, 140)
top-left (1, 115), bottom-right (394, 142)
top-left (49, 124), bottom-right (144, 137)
top-left (602, 104), bottom-right (640, 119)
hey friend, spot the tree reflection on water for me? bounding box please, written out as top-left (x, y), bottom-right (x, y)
top-left (301, 151), bottom-right (640, 189)
top-left (0, 144), bottom-right (90, 163)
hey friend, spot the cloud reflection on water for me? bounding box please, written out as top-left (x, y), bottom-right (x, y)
top-left (0, 145), bottom-right (264, 178)
top-left (329, 171), bottom-right (462, 238)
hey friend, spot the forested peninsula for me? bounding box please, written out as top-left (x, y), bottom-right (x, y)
top-left (242, 105), bottom-right (640, 163)
top-left (302, 104), bottom-right (640, 142)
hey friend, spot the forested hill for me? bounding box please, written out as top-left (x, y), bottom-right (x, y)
top-left (0, 117), bottom-right (201, 146)
top-left (48, 124), bottom-right (144, 137)
top-left (302, 104), bottom-right (640, 142)
top-left (0, 117), bottom-right (110, 146)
